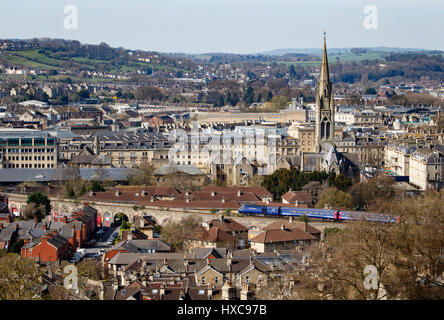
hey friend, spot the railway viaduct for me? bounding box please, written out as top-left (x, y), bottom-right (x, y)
top-left (5, 193), bottom-right (345, 232)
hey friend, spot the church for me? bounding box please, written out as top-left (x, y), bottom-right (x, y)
top-left (301, 34), bottom-right (359, 179)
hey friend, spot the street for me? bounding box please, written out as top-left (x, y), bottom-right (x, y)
top-left (83, 225), bottom-right (120, 258)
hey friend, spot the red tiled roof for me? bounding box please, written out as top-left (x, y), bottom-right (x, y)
top-left (188, 226), bottom-right (236, 242)
top-left (200, 186), bottom-right (272, 197)
top-left (263, 221), bottom-right (321, 235)
top-left (282, 191), bottom-right (312, 203)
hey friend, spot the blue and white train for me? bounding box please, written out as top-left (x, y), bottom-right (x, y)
top-left (238, 204), bottom-right (400, 223)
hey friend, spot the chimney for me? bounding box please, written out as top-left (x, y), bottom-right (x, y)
top-left (295, 200), bottom-right (299, 206)
top-left (211, 191), bottom-right (215, 197)
top-left (89, 191), bottom-right (95, 196)
top-left (186, 198), bottom-right (190, 203)
top-left (220, 215), bottom-right (224, 222)
top-left (142, 190), bottom-right (147, 196)
top-left (127, 230), bottom-right (133, 241)
top-left (304, 221), bottom-right (308, 232)
top-left (289, 217), bottom-right (294, 223)
top-left (221, 198), bottom-right (225, 203)
top-left (237, 190), bottom-right (242, 197)
top-left (115, 190), bottom-right (120, 196)
top-left (289, 188), bottom-right (292, 192)
top-left (150, 197), bottom-right (155, 202)
top-left (185, 192), bottom-right (189, 196)
top-left (140, 217), bottom-right (145, 228)
top-left (41, 235), bottom-right (48, 246)
top-left (281, 224), bottom-right (285, 231)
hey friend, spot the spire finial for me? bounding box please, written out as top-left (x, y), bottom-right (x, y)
top-left (323, 30), bottom-right (326, 41)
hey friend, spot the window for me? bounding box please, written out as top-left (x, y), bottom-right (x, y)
top-left (245, 276), bottom-right (249, 283)
top-left (201, 276), bottom-right (205, 284)
top-left (215, 276), bottom-right (219, 284)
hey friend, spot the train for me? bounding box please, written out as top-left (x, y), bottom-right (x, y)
top-left (238, 203), bottom-right (400, 223)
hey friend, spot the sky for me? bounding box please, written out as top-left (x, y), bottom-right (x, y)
top-left (0, 0), bottom-right (443, 54)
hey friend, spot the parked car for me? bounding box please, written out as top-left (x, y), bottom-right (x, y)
top-left (73, 253), bottom-right (83, 261)
top-left (76, 249), bottom-right (87, 258)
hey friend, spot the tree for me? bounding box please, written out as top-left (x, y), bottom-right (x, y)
top-left (259, 190), bottom-right (444, 300)
top-left (263, 168), bottom-right (328, 200)
top-left (23, 203), bottom-right (45, 221)
top-left (26, 192), bottom-right (51, 216)
top-left (160, 216), bottom-right (202, 251)
top-left (349, 176), bottom-right (397, 211)
top-left (128, 162), bottom-right (155, 186)
top-left (243, 86), bottom-right (255, 106)
top-left (134, 86), bottom-right (163, 101)
top-left (333, 174), bottom-right (352, 191)
top-left (88, 180), bottom-right (105, 192)
top-left (77, 89), bottom-right (90, 99)
top-left (76, 259), bottom-right (104, 282)
top-left (0, 254), bottom-right (42, 300)
top-left (315, 187), bottom-right (354, 210)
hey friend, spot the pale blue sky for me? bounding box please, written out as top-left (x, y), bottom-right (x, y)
top-left (0, 0), bottom-right (442, 53)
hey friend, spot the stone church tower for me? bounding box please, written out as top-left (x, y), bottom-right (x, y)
top-left (315, 33), bottom-right (335, 152)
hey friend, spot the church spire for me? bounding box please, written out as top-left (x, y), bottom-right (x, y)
top-left (318, 31), bottom-right (330, 96)
top-left (315, 32), bottom-right (335, 152)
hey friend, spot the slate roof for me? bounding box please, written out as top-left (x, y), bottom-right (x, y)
top-left (0, 168), bottom-right (133, 183)
top-left (153, 165), bottom-right (205, 176)
top-left (111, 239), bottom-right (170, 253)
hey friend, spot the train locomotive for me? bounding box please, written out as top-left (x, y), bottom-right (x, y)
top-left (238, 203), bottom-right (399, 223)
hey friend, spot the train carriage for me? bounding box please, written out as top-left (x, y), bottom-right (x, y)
top-left (238, 203), bottom-right (399, 224)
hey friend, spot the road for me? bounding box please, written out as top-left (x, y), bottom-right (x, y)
top-left (83, 225), bottom-right (120, 258)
